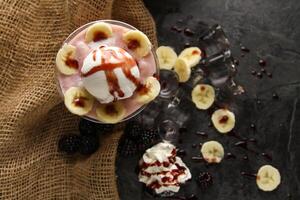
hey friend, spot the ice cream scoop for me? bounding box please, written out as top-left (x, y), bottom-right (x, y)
top-left (81, 46), bottom-right (140, 103)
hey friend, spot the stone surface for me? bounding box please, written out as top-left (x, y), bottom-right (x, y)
top-left (117, 0), bottom-right (300, 199)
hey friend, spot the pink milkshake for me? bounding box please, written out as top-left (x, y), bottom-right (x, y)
top-left (56, 20), bottom-right (160, 124)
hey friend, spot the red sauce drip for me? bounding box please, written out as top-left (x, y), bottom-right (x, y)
top-left (122, 67), bottom-right (139, 86)
top-left (142, 162), bottom-right (187, 189)
top-left (148, 181), bottom-right (161, 189)
top-left (73, 97), bottom-right (86, 107)
top-left (93, 31), bottom-right (107, 42)
top-left (105, 70), bottom-right (125, 98)
top-left (161, 177), bottom-right (171, 183)
top-left (192, 50), bottom-right (200, 55)
top-left (219, 115), bottom-right (229, 124)
top-left (136, 84), bottom-right (149, 95)
top-left (92, 50), bottom-right (97, 61)
top-left (83, 63), bottom-right (125, 77)
top-left (82, 48), bottom-right (141, 99)
top-left (127, 40), bottom-right (140, 50)
top-left (163, 162), bottom-right (170, 167)
top-left (139, 147), bottom-right (188, 190)
top-left (65, 58), bottom-right (79, 69)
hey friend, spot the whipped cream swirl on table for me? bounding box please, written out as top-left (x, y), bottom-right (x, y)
top-left (138, 142), bottom-right (191, 194)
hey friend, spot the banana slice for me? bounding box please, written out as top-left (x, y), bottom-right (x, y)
top-left (64, 87), bottom-right (94, 116)
top-left (96, 102), bottom-right (126, 124)
top-left (178, 47), bottom-right (202, 68)
top-left (174, 58), bottom-right (191, 82)
top-left (256, 165), bottom-right (281, 192)
top-left (192, 84), bottom-right (215, 110)
top-left (156, 46), bottom-right (177, 70)
top-left (56, 44), bottom-right (78, 75)
top-left (123, 30), bottom-right (152, 57)
top-left (201, 141), bottom-right (224, 163)
top-left (211, 109), bottom-right (235, 134)
top-left (85, 22), bottom-right (113, 42)
top-left (136, 76), bottom-right (161, 104)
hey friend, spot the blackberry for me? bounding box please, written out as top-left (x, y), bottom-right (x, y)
top-left (78, 134), bottom-right (100, 155)
top-left (124, 121), bottom-right (143, 141)
top-left (197, 172), bottom-right (213, 189)
top-left (79, 119), bottom-right (97, 136)
top-left (58, 134), bottom-right (80, 155)
top-left (137, 128), bottom-right (160, 151)
top-left (118, 138), bottom-right (138, 157)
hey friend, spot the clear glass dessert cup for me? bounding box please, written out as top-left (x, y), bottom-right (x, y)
top-left (55, 19), bottom-right (160, 124)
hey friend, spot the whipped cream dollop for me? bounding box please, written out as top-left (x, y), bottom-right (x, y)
top-left (81, 46), bottom-right (140, 103)
top-left (138, 142), bottom-right (191, 194)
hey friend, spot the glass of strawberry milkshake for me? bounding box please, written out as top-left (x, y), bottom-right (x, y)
top-left (55, 20), bottom-right (160, 124)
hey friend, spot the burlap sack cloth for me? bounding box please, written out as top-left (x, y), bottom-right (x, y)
top-left (0, 0), bottom-right (157, 199)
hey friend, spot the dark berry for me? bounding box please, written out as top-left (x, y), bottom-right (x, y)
top-left (261, 68), bottom-right (266, 73)
top-left (184, 42), bottom-right (191, 48)
top-left (196, 131), bottom-right (208, 137)
top-left (251, 70), bottom-right (257, 75)
top-left (256, 99), bottom-right (261, 105)
top-left (183, 28), bottom-right (195, 36)
top-left (79, 119), bottom-right (97, 136)
top-left (197, 172), bottom-right (213, 189)
top-left (137, 128), bottom-right (160, 151)
top-left (118, 138), bottom-right (138, 157)
top-left (58, 134), bottom-right (80, 155)
top-left (259, 59), bottom-right (266, 67)
top-left (233, 59), bottom-right (239, 66)
top-left (79, 134), bottom-right (99, 155)
top-left (124, 121), bottom-right (143, 141)
top-left (240, 46), bottom-right (250, 53)
top-left (171, 26), bottom-right (182, 33)
top-left (250, 123), bottom-right (256, 129)
top-left (256, 72), bottom-right (263, 78)
top-left (267, 72), bottom-right (273, 78)
top-left (272, 92), bottom-right (279, 100)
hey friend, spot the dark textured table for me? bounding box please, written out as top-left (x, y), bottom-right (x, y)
top-left (117, 0), bottom-right (300, 199)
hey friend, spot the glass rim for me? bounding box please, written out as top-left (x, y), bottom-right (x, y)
top-left (55, 19), bottom-right (160, 124)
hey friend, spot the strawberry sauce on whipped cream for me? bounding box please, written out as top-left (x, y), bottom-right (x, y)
top-left (81, 46), bottom-right (140, 103)
top-left (138, 142), bottom-right (191, 194)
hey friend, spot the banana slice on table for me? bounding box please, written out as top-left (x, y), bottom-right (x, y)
top-left (201, 141), bottom-right (224, 163)
top-left (156, 46), bottom-right (177, 70)
top-left (96, 102), bottom-right (126, 124)
top-left (56, 44), bottom-right (78, 75)
top-left (123, 30), bottom-right (152, 57)
top-left (178, 47), bottom-right (202, 68)
top-left (85, 22), bottom-right (113, 42)
top-left (211, 109), bottom-right (235, 134)
top-left (136, 76), bottom-right (161, 104)
top-left (256, 165), bottom-right (281, 192)
top-left (64, 87), bottom-right (94, 116)
top-left (192, 84), bottom-right (215, 110)
top-left (174, 58), bottom-right (191, 82)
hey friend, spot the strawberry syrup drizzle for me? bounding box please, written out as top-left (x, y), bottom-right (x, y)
top-left (140, 149), bottom-right (188, 189)
top-left (82, 48), bottom-right (143, 99)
